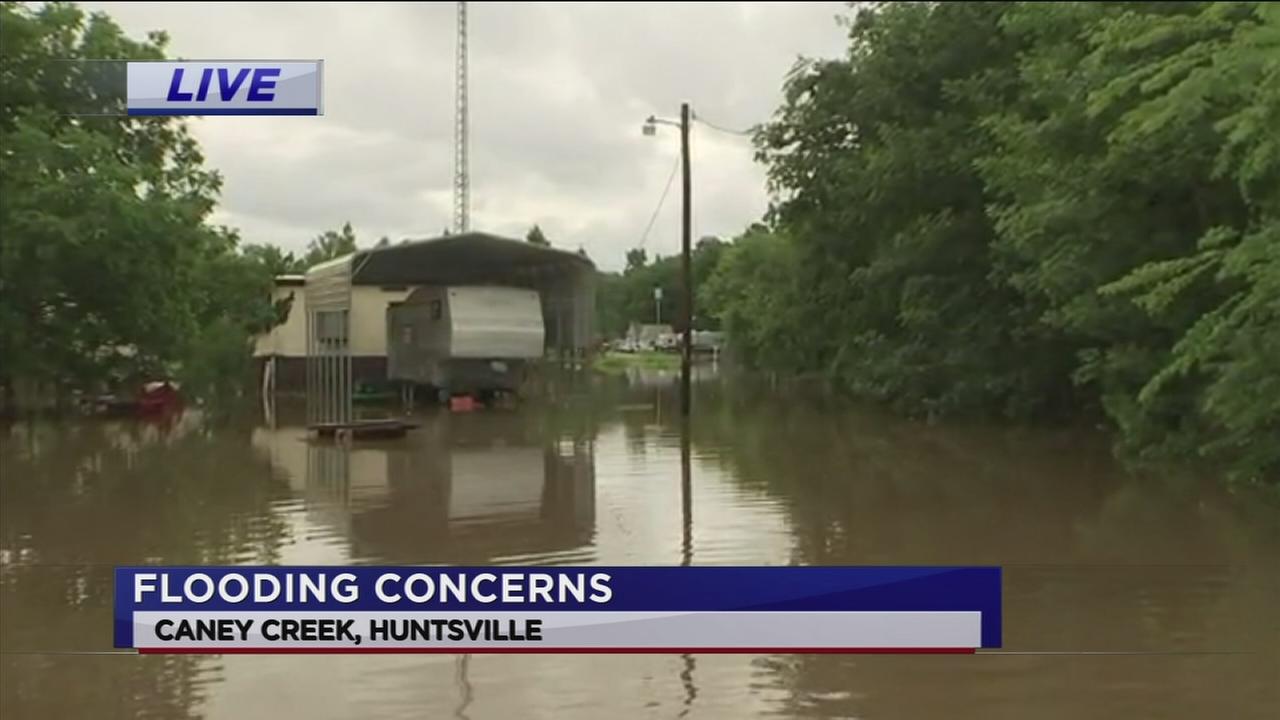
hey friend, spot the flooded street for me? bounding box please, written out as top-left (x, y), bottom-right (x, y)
top-left (2, 371), bottom-right (1277, 719)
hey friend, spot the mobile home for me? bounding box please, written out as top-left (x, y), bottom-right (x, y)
top-left (386, 285), bottom-right (545, 396)
top-left (254, 275), bottom-right (414, 393)
top-left (288, 233), bottom-right (594, 423)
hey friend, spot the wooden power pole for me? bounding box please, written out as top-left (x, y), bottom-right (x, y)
top-left (679, 102), bottom-right (692, 418)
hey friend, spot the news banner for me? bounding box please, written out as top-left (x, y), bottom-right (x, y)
top-left (56, 59), bottom-right (325, 117)
top-left (115, 566), bottom-right (1001, 654)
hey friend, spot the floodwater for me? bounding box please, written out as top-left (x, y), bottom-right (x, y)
top-left (2, 370), bottom-right (1277, 719)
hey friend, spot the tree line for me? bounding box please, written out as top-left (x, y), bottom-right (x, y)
top-left (593, 239), bottom-right (727, 339)
top-left (5, 2), bottom-right (1275, 484)
top-left (691, 2), bottom-right (1278, 483)
top-left (0, 3), bottom-right (385, 407)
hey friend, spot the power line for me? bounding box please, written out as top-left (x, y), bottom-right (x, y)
top-left (692, 113), bottom-right (759, 137)
top-left (637, 154), bottom-right (681, 250)
top-left (690, 126), bottom-right (699, 244)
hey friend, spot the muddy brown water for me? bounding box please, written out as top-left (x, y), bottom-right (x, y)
top-left (2, 371), bottom-right (1277, 719)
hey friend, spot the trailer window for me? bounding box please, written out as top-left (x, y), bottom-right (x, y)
top-left (431, 300), bottom-right (442, 320)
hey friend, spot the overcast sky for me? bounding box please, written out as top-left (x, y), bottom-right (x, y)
top-left (83, 2), bottom-right (849, 270)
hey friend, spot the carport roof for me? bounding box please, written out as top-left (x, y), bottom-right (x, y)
top-left (312, 232), bottom-right (595, 286)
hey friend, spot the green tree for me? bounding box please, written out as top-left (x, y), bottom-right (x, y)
top-left (701, 227), bottom-right (809, 368)
top-left (594, 240), bottom-right (728, 338)
top-left (757, 1), bottom-right (1048, 417)
top-left (726, 1), bottom-right (1279, 481)
top-left (526, 224), bottom-right (550, 246)
top-left (624, 248), bottom-right (648, 274)
top-left (594, 272), bottom-right (628, 339)
top-left (0, 2), bottom-right (272, 404)
top-left (241, 243), bottom-right (303, 276)
top-left (302, 221), bottom-right (359, 268)
top-left (979, 3), bottom-right (1244, 432)
top-left (1084, 2), bottom-right (1280, 480)
top-left (969, 2), bottom-right (1279, 479)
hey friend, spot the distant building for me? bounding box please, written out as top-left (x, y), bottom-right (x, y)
top-left (625, 322), bottom-right (673, 350)
top-left (692, 330), bottom-right (725, 352)
top-left (254, 275), bottom-right (415, 392)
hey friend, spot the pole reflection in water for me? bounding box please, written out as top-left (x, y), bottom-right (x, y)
top-left (453, 653), bottom-right (473, 720)
top-left (680, 417), bottom-right (692, 568)
top-left (678, 415), bottom-right (697, 717)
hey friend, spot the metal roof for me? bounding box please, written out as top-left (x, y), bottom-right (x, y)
top-left (319, 232), bottom-right (594, 286)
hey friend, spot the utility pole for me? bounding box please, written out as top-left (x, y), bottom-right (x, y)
top-left (679, 102), bottom-right (692, 418)
top-left (640, 103), bottom-right (694, 418)
top-left (453, 1), bottom-right (470, 234)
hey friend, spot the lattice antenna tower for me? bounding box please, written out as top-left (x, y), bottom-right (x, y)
top-left (452, 1), bottom-right (470, 233)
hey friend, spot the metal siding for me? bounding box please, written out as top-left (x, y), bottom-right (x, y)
top-left (303, 256), bottom-right (355, 425)
top-left (305, 254), bottom-right (354, 312)
top-left (447, 286), bottom-right (544, 359)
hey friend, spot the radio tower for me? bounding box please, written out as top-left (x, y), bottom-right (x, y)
top-left (452, 1), bottom-right (470, 234)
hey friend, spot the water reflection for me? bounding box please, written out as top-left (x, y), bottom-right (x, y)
top-left (679, 420), bottom-right (697, 717)
top-left (454, 653), bottom-right (475, 720)
top-left (1, 414), bottom-right (290, 719)
top-left (250, 407), bottom-right (596, 566)
top-left (2, 371), bottom-right (1277, 719)
top-left (682, 381), bottom-right (1280, 719)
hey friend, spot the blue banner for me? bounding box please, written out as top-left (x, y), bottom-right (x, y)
top-left (125, 61), bottom-right (323, 116)
top-left (115, 566), bottom-right (1001, 651)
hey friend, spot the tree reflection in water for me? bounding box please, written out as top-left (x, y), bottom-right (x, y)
top-left (1, 413), bottom-right (293, 719)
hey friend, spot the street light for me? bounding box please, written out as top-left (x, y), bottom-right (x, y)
top-left (642, 114), bottom-right (679, 136)
top-left (642, 103), bottom-right (693, 419)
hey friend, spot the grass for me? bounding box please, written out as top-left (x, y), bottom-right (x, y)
top-left (593, 350), bottom-right (682, 374)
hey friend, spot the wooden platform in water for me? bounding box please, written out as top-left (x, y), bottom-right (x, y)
top-left (308, 418), bottom-right (419, 440)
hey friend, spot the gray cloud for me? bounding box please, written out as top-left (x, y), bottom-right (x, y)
top-left (84, 1), bottom-right (849, 269)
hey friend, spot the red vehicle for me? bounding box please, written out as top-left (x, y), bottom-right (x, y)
top-left (136, 381), bottom-right (183, 416)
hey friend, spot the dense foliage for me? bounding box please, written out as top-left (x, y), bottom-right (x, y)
top-left (241, 221), bottom-right (364, 276)
top-left (699, 2), bottom-right (1279, 482)
top-left (0, 4), bottom-right (375, 406)
top-left (0, 2), bottom-right (274, 404)
top-left (594, 239), bottom-right (726, 338)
